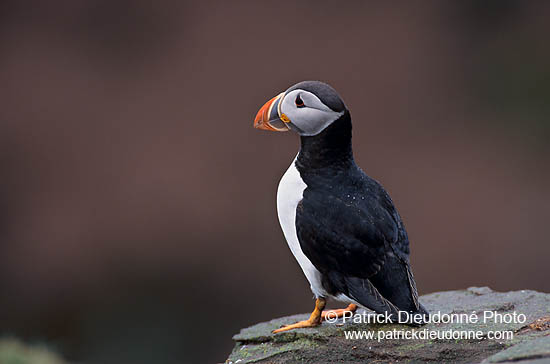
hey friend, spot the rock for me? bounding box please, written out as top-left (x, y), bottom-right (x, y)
top-left (0, 338), bottom-right (67, 364)
top-left (483, 335), bottom-right (550, 363)
top-left (226, 287), bottom-right (550, 364)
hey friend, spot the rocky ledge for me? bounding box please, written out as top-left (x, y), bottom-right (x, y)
top-left (226, 287), bottom-right (550, 364)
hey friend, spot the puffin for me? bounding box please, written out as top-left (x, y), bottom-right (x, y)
top-left (253, 81), bottom-right (429, 333)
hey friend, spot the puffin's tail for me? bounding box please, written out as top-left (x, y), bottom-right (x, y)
top-left (345, 276), bottom-right (429, 326)
top-left (406, 302), bottom-right (430, 326)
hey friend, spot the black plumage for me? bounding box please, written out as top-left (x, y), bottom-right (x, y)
top-left (294, 108), bottom-right (428, 323)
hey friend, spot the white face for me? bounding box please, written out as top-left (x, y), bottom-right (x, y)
top-left (279, 89), bottom-right (344, 136)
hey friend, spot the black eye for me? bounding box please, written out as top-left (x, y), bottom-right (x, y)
top-left (295, 95), bottom-right (305, 108)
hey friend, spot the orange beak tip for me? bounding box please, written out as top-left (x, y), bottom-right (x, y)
top-left (253, 93), bottom-right (289, 132)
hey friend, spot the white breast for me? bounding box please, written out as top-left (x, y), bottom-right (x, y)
top-left (277, 157), bottom-right (327, 298)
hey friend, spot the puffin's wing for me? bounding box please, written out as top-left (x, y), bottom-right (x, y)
top-left (295, 189), bottom-right (399, 279)
top-left (373, 188), bottom-right (422, 310)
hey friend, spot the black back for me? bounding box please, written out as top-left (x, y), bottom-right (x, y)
top-left (294, 112), bottom-right (427, 320)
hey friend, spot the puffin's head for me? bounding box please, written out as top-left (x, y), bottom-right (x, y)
top-left (254, 81), bottom-right (347, 136)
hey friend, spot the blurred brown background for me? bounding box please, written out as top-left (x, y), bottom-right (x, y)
top-left (0, 1), bottom-right (549, 363)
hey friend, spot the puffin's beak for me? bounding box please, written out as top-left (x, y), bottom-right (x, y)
top-left (254, 93), bottom-right (290, 132)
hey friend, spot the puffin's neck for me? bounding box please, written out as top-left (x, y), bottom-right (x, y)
top-left (296, 111), bottom-right (354, 171)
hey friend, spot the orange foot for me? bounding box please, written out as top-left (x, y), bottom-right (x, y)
top-left (321, 303), bottom-right (357, 320)
top-left (272, 300), bottom-right (358, 334)
top-left (272, 318), bottom-right (321, 333)
top-left (272, 298), bottom-right (325, 334)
